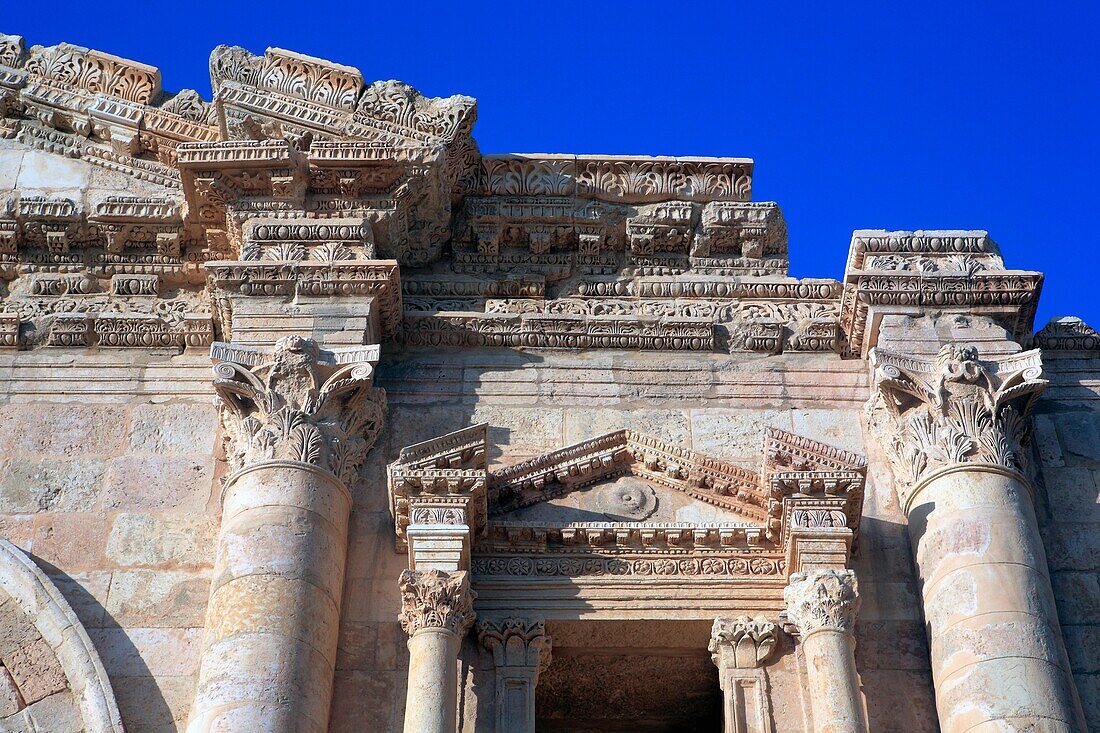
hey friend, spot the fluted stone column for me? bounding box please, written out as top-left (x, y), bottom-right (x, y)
top-left (187, 337), bottom-right (385, 733)
top-left (784, 569), bottom-right (867, 733)
top-left (872, 345), bottom-right (1085, 732)
top-left (476, 617), bottom-right (552, 733)
top-left (709, 616), bottom-right (780, 733)
top-left (399, 569), bottom-right (476, 733)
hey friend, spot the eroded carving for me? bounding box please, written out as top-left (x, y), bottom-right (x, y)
top-left (783, 568), bottom-right (859, 636)
top-left (211, 336), bottom-right (385, 484)
top-left (709, 616), bottom-right (779, 670)
top-left (871, 345), bottom-right (1046, 508)
top-left (398, 569), bottom-right (476, 636)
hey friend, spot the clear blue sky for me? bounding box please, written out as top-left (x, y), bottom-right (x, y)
top-left (6, 1), bottom-right (1098, 329)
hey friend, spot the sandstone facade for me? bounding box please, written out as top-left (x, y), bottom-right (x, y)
top-left (0, 31), bottom-right (1096, 732)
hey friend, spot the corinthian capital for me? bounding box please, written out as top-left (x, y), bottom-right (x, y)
top-left (398, 569), bottom-right (476, 637)
top-left (709, 616), bottom-right (779, 669)
top-left (211, 336), bottom-right (386, 484)
top-left (784, 568), bottom-right (859, 636)
top-left (477, 617), bottom-right (552, 674)
top-left (870, 345), bottom-right (1046, 508)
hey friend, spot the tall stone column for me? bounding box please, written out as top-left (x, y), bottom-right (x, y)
top-left (872, 345), bottom-right (1085, 732)
top-left (187, 337), bottom-right (385, 733)
top-left (709, 616), bottom-right (780, 733)
top-left (476, 617), bottom-right (552, 733)
top-left (399, 569), bottom-right (476, 733)
top-left (784, 569), bottom-right (867, 733)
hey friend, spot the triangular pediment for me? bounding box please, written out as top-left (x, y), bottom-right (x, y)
top-left (389, 424), bottom-right (868, 553)
top-left (488, 430), bottom-right (769, 525)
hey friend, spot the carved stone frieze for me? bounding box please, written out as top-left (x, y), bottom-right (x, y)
top-left (709, 616), bottom-right (779, 669)
top-left (841, 230), bottom-right (1042, 357)
top-left (1033, 316), bottom-right (1100, 351)
top-left (783, 568), bottom-right (859, 636)
top-left (211, 336), bottom-right (385, 485)
top-left (397, 569), bottom-right (476, 637)
top-left (871, 345), bottom-right (1047, 509)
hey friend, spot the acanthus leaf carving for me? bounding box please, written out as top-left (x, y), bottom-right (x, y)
top-left (709, 616), bottom-right (779, 669)
top-left (871, 345), bottom-right (1046, 509)
top-left (476, 617), bottom-right (552, 674)
top-left (783, 568), bottom-right (859, 636)
top-left (398, 568), bottom-right (476, 637)
top-left (211, 336), bottom-right (385, 485)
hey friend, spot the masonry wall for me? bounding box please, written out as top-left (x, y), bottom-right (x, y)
top-left (6, 343), bottom-right (1096, 732)
top-left (1034, 354), bottom-right (1100, 731)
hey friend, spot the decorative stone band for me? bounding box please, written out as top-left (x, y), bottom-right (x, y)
top-left (783, 569), bottom-right (859, 637)
top-left (709, 616), bottom-right (779, 669)
top-left (398, 569), bottom-right (477, 637)
top-left (210, 336), bottom-right (385, 487)
top-left (476, 617), bottom-right (552, 674)
top-left (870, 345), bottom-right (1047, 513)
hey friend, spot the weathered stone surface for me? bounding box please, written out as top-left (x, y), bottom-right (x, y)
top-left (0, 30), bottom-right (1093, 733)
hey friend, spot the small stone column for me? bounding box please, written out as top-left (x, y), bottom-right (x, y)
top-left (476, 617), bottom-right (552, 733)
top-left (399, 569), bottom-right (476, 733)
top-left (709, 616), bottom-right (779, 733)
top-left (187, 337), bottom-right (385, 733)
top-left (873, 346), bottom-right (1085, 732)
top-left (784, 569), bottom-right (867, 733)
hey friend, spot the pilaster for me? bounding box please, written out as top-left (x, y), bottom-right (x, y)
top-left (477, 617), bottom-right (552, 733)
top-left (709, 616), bottom-right (779, 733)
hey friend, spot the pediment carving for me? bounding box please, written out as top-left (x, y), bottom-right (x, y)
top-left (388, 424), bottom-right (866, 573)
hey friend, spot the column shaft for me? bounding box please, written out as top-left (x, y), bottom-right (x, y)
top-left (800, 629), bottom-right (865, 733)
top-left (784, 569), bottom-right (867, 733)
top-left (405, 629), bottom-right (462, 733)
top-left (188, 462), bottom-right (351, 733)
top-left (910, 466), bottom-right (1084, 732)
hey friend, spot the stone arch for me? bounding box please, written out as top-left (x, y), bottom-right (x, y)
top-left (0, 538), bottom-right (124, 732)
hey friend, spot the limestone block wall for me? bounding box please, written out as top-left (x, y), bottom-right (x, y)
top-left (11, 342), bottom-right (1098, 732)
top-left (1034, 354), bottom-right (1100, 731)
top-left (343, 347), bottom-right (939, 732)
top-left (0, 352), bottom-right (220, 732)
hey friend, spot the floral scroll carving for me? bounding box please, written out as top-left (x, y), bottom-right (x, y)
top-left (871, 345), bottom-right (1047, 510)
top-left (211, 336), bottom-right (385, 485)
top-left (398, 569), bottom-right (476, 637)
top-left (783, 568), bottom-right (859, 636)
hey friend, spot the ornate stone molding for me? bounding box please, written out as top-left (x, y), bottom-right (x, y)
top-left (398, 569), bottom-right (476, 637)
top-left (476, 617), bottom-right (552, 674)
top-left (871, 345), bottom-right (1047, 509)
top-left (709, 616), bottom-right (779, 669)
top-left (783, 569), bottom-right (859, 636)
top-left (1033, 316), bottom-right (1100, 351)
top-left (841, 230), bottom-right (1042, 357)
top-left (211, 336), bottom-right (385, 485)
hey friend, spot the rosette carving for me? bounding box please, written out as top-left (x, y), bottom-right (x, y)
top-left (211, 336), bottom-right (385, 485)
top-left (398, 569), bottom-right (476, 636)
top-left (784, 569), bottom-right (859, 636)
top-left (871, 345), bottom-right (1047, 508)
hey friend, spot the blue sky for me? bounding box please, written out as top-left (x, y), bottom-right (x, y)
top-left (6, 1), bottom-right (1098, 328)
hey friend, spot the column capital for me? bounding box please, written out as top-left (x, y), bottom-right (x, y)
top-left (709, 616), bottom-right (779, 670)
top-left (784, 568), bottom-right (859, 637)
top-left (870, 345), bottom-right (1047, 511)
top-left (476, 617), bottom-right (552, 674)
top-left (398, 569), bottom-right (476, 637)
top-left (211, 336), bottom-right (385, 485)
